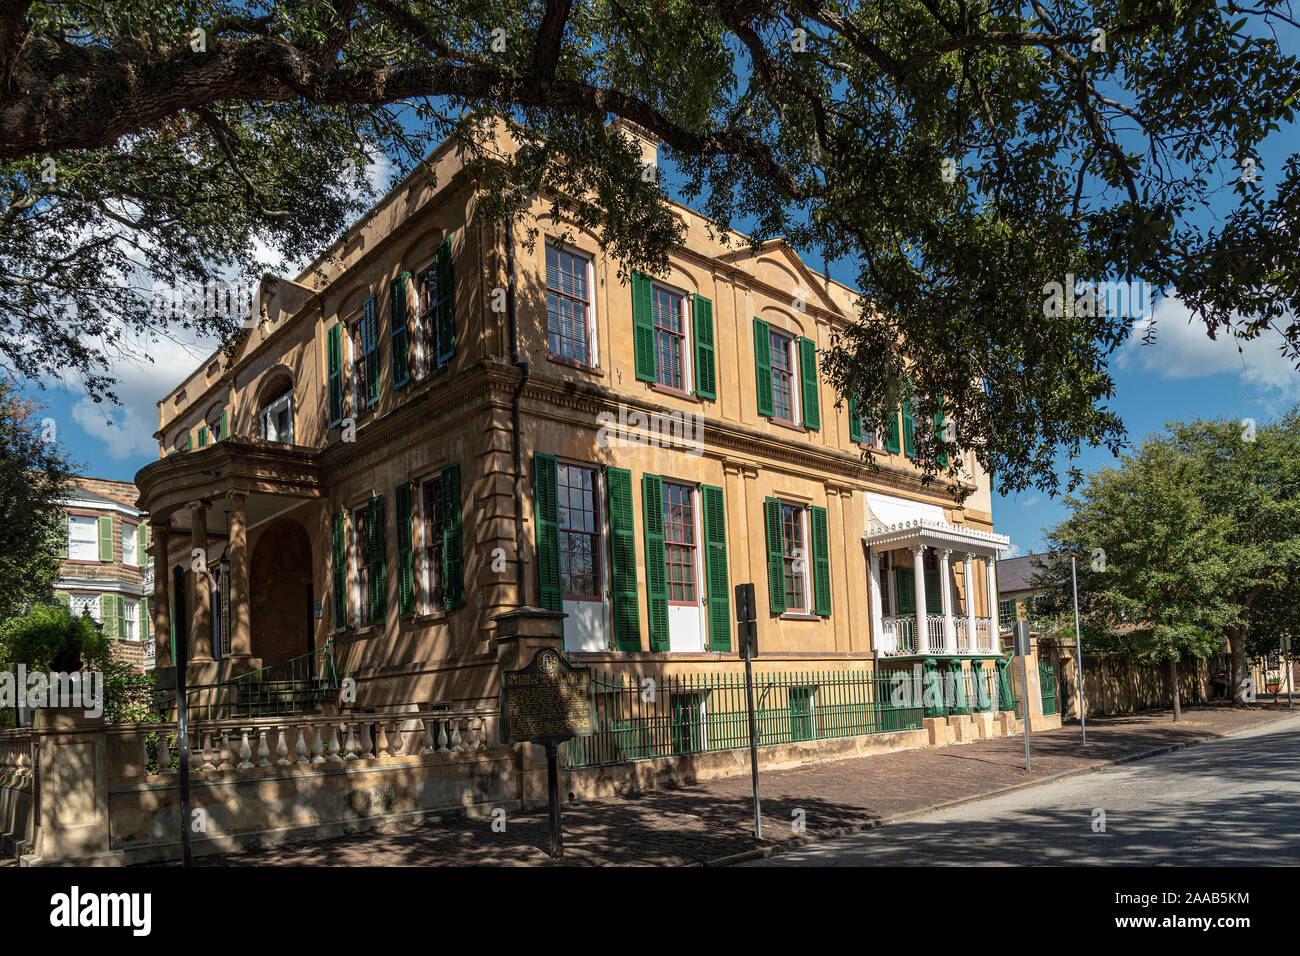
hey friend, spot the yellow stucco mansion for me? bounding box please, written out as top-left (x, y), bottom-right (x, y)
top-left (135, 123), bottom-right (1014, 719)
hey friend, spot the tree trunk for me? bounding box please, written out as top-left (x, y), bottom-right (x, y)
top-left (1230, 628), bottom-right (1250, 706)
top-left (1170, 657), bottom-right (1181, 721)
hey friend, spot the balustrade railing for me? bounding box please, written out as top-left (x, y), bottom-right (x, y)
top-left (881, 616), bottom-right (917, 654)
top-left (119, 709), bottom-right (494, 780)
top-left (926, 615), bottom-right (946, 653)
top-left (974, 618), bottom-right (994, 652)
top-left (0, 730), bottom-right (35, 779)
top-left (954, 617), bottom-right (970, 653)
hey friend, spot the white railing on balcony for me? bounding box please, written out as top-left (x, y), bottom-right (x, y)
top-left (975, 617), bottom-right (994, 652)
top-left (143, 639), bottom-right (156, 669)
top-left (926, 615), bottom-right (946, 653)
top-left (880, 616), bottom-right (917, 655)
top-left (954, 617), bottom-right (970, 653)
top-left (118, 709), bottom-right (495, 781)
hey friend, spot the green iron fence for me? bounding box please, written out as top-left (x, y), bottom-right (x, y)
top-left (1039, 661), bottom-right (1058, 715)
top-left (564, 668), bottom-right (924, 768)
top-left (157, 638), bottom-right (339, 721)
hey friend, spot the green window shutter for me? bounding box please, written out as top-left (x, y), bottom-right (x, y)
top-left (441, 463), bottom-right (464, 610)
top-left (332, 509), bottom-right (348, 629)
top-left (363, 295), bottom-right (380, 407)
top-left (534, 453), bottom-right (562, 613)
top-left (798, 336), bottom-right (820, 430)
top-left (218, 409), bottom-right (227, 440)
top-left (642, 474), bottom-right (669, 649)
top-left (764, 496), bottom-right (786, 614)
top-left (435, 238), bottom-right (455, 364)
top-left (396, 483), bottom-right (415, 617)
top-left (895, 566), bottom-right (915, 615)
top-left (884, 405), bottom-right (901, 453)
top-left (606, 467), bottom-right (640, 650)
top-left (98, 515), bottom-right (113, 562)
top-left (102, 594), bottom-right (117, 639)
top-left (692, 294), bottom-right (717, 400)
top-left (116, 593), bottom-right (127, 640)
top-left (141, 597), bottom-right (149, 641)
top-left (55, 591), bottom-right (70, 609)
top-left (848, 395), bottom-right (863, 443)
top-left (184, 435), bottom-right (192, 451)
top-left (137, 522), bottom-right (147, 563)
top-left (925, 566), bottom-right (940, 613)
top-left (198, 426), bottom-right (209, 448)
top-left (631, 271), bottom-right (656, 382)
top-left (327, 323), bottom-right (343, 425)
top-left (57, 513), bottom-right (68, 559)
top-left (390, 273), bottom-right (411, 388)
top-left (902, 392), bottom-right (917, 458)
top-left (810, 505), bottom-right (831, 616)
top-left (702, 484), bottom-right (730, 650)
top-left (753, 318), bottom-right (773, 417)
top-left (369, 494), bottom-right (386, 623)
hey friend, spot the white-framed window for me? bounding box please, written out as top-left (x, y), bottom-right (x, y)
top-left (123, 597), bottom-right (140, 641)
top-left (780, 501), bottom-right (812, 613)
top-left (70, 592), bottom-right (101, 622)
top-left (769, 329), bottom-right (800, 424)
top-left (652, 282), bottom-right (691, 392)
top-left (122, 523), bottom-right (138, 567)
top-left (68, 514), bottom-right (98, 561)
top-left (260, 391), bottom-right (294, 443)
top-left (545, 242), bottom-right (599, 368)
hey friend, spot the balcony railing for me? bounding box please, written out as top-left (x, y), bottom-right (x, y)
top-left (879, 615), bottom-right (996, 656)
top-left (926, 615), bottom-right (946, 653)
top-left (880, 616), bottom-right (917, 655)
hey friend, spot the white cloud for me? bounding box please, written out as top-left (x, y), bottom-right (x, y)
top-left (1119, 296), bottom-right (1300, 403)
top-left (1003, 543), bottom-right (1022, 558)
top-left (1021, 495), bottom-right (1040, 507)
top-left (68, 329), bottom-right (220, 462)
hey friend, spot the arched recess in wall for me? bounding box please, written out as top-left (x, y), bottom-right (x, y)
top-left (253, 365), bottom-right (295, 443)
top-left (248, 518), bottom-right (314, 668)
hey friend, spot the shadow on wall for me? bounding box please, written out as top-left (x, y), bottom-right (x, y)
top-left (250, 518), bottom-right (314, 668)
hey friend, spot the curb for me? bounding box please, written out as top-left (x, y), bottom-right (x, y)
top-left (703, 711), bottom-right (1296, 867)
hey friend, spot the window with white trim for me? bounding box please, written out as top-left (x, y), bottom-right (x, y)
top-left (123, 597), bottom-right (140, 641)
top-left (546, 244), bottom-right (597, 367)
top-left (259, 390), bottom-right (294, 443)
top-left (781, 502), bottom-right (810, 612)
top-left (68, 514), bottom-right (98, 561)
top-left (70, 593), bottom-right (101, 622)
top-left (122, 523), bottom-right (138, 567)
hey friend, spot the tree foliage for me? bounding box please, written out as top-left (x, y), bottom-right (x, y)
top-left (0, 382), bottom-right (76, 622)
top-left (1, 0), bottom-right (1297, 494)
top-left (1039, 409), bottom-right (1300, 702)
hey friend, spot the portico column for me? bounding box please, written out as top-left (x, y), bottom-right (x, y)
top-left (188, 500), bottom-right (213, 662)
top-left (910, 544), bottom-right (928, 652)
top-left (150, 520), bottom-right (172, 668)
top-left (938, 548), bottom-right (956, 653)
top-left (227, 492), bottom-right (252, 662)
top-left (964, 553), bottom-right (978, 650)
top-left (868, 548), bottom-right (886, 654)
top-left (986, 555), bottom-right (1000, 641)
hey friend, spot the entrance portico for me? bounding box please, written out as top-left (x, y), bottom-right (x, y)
top-left (862, 492), bottom-right (1009, 658)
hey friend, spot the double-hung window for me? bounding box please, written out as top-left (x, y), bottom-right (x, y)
top-left (421, 475), bottom-right (445, 613)
top-left (123, 598), bottom-right (139, 641)
top-left (770, 329), bottom-right (797, 423)
top-left (663, 482), bottom-right (697, 604)
top-left (68, 515), bottom-right (98, 561)
top-left (122, 523), bottom-right (138, 567)
top-left (556, 463), bottom-right (600, 599)
top-left (546, 244), bottom-right (594, 366)
top-left (653, 286), bottom-right (687, 391)
top-left (353, 505), bottom-right (372, 625)
top-left (781, 503), bottom-right (808, 612)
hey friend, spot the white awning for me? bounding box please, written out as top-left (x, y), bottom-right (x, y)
top-left (864, 491), bottom-right (945, 534)
top-left (862, 491), bottom-right (1009, 556)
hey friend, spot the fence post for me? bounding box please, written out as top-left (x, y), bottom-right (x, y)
top-left (20, 708), bottom-right (123, 867)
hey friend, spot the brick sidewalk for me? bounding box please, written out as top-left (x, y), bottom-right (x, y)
top-left (180, 703), bottom-right (1296, 867)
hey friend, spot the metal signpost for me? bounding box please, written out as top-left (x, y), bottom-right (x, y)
top-left (735, 582), bottom-right (762, 840)
top-left (1284, 635), bottom-right (1293, 710)
top-left (499, 647), bottom-right (593, 858)
top-left (1071, 556), bottom-right (1088, 746)
top-left (1014, 620), bottom-right (1032, 771)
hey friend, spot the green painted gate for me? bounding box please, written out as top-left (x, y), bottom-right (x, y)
top-left (1039, 661), bottom-right (1058, 715)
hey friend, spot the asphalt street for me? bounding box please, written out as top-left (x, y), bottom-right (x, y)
top-left (744, 713), bottom-right (1300, 866)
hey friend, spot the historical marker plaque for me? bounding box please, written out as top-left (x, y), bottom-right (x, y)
top-left (499, 648), bottom-right (594, 744)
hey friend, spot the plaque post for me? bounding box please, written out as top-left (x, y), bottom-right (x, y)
top-left (545, 740), bottom-right (563, 858)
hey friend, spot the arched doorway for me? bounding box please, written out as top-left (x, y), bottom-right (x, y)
top-left (249, 518), bottom-right (314, 668)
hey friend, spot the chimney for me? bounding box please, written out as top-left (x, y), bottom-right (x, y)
top-left (608, 116), bottom-right (659, 178)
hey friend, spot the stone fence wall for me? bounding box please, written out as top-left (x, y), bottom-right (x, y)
top-left (1039, 640), bottom-right (1212, 719)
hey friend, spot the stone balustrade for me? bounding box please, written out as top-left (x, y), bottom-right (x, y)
top-left (107, 710), bottom-right (494, 782)
top-left (0, 730), bottom-right (35, 778)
